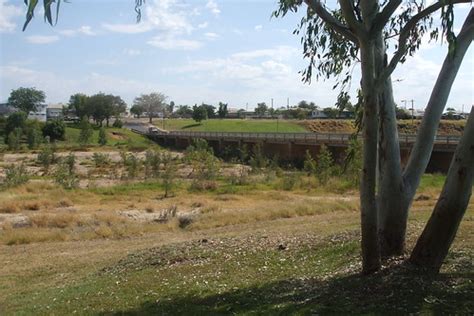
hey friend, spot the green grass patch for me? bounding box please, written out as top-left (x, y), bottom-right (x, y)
top-left (163, 119), bottom-right (307, 133)
top-left (2, 233), bottom-right (472, 315)
top-left (58, 126), bottom-right (157, 151)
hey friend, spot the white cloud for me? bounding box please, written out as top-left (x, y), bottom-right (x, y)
top-left (26, 35), bottom-right (60, 44)
top-left (231, 46), bottom-right (299, 62)
top-left (123, 49), bottom-right (142, 56)
top-left (254, 25), bottom-right (263, 31)
top-left (0, 0), bottom-right (22, 33)
top-left (198, 22), bottom-right (208, 29)
top-left (102, 22), bottom-right (151, 34)
top-left (103, 0), bottom-right (201, 51)
top-left (102, 0), bottom-right (193, 35)
top-left (147, 37), bottom-right (202, 50)
top-left (206, 0), bottom-right (221, 16)
top-left (58, 25), bottom-right (96, 37)
top-left (204, 32), bottom-right (219, 40)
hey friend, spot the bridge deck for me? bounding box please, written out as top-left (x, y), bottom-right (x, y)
top-left (137, 130), bottom-right (460, 149)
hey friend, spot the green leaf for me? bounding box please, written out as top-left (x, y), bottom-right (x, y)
top-left (22, 0), bottom-right (39, 31)
top-left (44, 0), bottom-right (54, 25)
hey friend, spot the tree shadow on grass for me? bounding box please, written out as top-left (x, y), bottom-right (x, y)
top-left (182, 123), bottom-right (202, 129)
top-left (102, 264), bottom-right (473, 315)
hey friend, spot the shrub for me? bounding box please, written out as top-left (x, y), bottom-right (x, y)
top-left (144, 149), bottom-right (161, 178)
top-left (303, 150), bottom-right (317, 176)
top-left (37, 143), bottom-right (56, 174)
top-left (54, 153), bottom-right (79, 189)
top-left (7, 128), bottom-right (22, 151)
top-left (120, 152), bottom-right (140, 179)
top-left (5, 112), bottom-right (27, 142)
top-left (316, 144), bottom-right (334, 185)
top-left (2, 163), bottom-right (29, 189)
top-left (112, 119), bottom-right (123, 128)
top-left (186, 139), bottom-right (220, 180)
top-left (92, 152), bottom-right (110, 167)
top-left (161, 152), bottom-right (177, 198)
top-left (26, 125), bottom-right (43, 149)
top-left (249, 143), bottom-right (268, 172)
top-left (281, 173), bottom-right (299, 191)
top-left (98, 127), bottom-right (107, 146)
top-left (227, 167), bottom-right (249, 186)
top-left (78, 117), bottom-right (93, 145)
top-left (42, 119), bottom-right (66, 141)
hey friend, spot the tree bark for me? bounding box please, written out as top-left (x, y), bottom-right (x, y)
top-left (379, 8), bottom-right (474, 257)
top-left (404, 8), bottom-right (474, 193)
top-left (410, 106), bottom-right (474, 272)
top-left (374, 36), bottom-right (406, 257)
top-left (359, 39), bottom-right (381, 274)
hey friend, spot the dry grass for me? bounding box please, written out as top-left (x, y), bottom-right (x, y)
top-left (0, 201), bottom-right (21, 214)
top-left (23, 199), bottom-right (51, 211)
top-left (190, 199), bottom-right (358, 230)
top-left (30, 213), bottom-right (83, 228)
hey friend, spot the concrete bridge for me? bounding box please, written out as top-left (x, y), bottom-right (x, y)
top-left (136, 129), bottom-right (460, 173)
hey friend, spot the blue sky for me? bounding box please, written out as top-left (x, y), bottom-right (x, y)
top-left (0, 0), bottom-right (472, 111)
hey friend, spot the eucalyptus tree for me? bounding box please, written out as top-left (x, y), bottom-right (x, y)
top-left (274, 0), bottom-right (473, 273)
top-left (21, 0), bottom-right (474, 274)
top-left (133, 93), bottom-right (168, 123)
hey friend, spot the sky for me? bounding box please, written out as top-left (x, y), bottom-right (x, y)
top-left (0, 0), bottom-right (473, 111)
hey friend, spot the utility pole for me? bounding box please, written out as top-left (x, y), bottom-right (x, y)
top-left (287, 97), bottom-right (289, 110)
top-left (410, 99), bottom-right (415, 124)
top-left (401, 99), bottom-right (408, 110)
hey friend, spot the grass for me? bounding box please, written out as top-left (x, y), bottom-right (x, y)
top-left (161, 118), bottom-right (308, 133)
top-left (60, 126), bottom-right (157, 150)
top-left (1, 215), bottom-right (472, 314)
top-left (0, 166), bottom-right (472, 314)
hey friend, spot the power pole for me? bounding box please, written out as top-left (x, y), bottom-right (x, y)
top-left (410, 99), bottom-right (415, 124)
top-left (287, 97), bottom-right (289, 110)
top-left (401, 99), bottom-right (408, 110)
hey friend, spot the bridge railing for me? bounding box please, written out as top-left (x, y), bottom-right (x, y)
top-left (144, 130), bottom-right (460, 145)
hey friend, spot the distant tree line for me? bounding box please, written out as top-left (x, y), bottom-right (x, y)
top-left (68, 93), bottom-right (126, 126)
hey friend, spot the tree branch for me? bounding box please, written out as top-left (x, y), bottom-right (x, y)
top-left (378, 0), bottom-right (472, 85)
top-left (339, 0), bottom-right (365, 36)
top-left (372, 0), bottom-right (402, 32)
top-left (304, 0), bottom-right (358, 42)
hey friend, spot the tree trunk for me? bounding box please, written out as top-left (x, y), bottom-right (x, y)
top-left (359, 39), bottom-right (381, 274)
top-left (149, 115), bottom-right (152, 124)
top-left (380, 8), bottom-right (474, 257)
top-left (373, 35), bottom-right (406, 257)
top-left (403, 8), bottom-right (474, 195)
top-left (410, 106), bottom-right (474, 272)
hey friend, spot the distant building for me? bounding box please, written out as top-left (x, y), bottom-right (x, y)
top-left (28, 104), bottom-right (47, 122)
top-left (226, 108), bottom-right (241, 119)
top-left (413, 110), bottom-right (425, 119)
top-left (310, 108), bottom-right (354, 119)
top-left (310, 108), bottom-right (329, 119)
top-left (46, 104), bottom-right (65, 120)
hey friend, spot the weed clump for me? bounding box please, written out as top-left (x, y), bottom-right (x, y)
top-left (2, 163), bottom-right (29, 189)
top-left (54, 153), bottom-right (79, 189)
